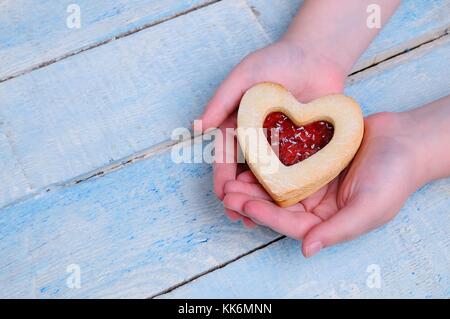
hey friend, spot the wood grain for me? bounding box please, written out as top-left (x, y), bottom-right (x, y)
top-left (160, 177), bottom-right (450, 298)
top-left (0, 143), bottom-right (278, 298)
top-left (159, 36), bottom-right (450, 298)
top-left (1, 36), bottom-right (449, 298)
top-left (2, 0), bottom-right (448, 81)
top-left (247, 0), bottom-right (450, 71)
top-left (0, 0), bottom-right (271, 208)
top-left (1, 0), bottom-right (449, 209)
top-left (0, 0), bottom-right (214, 81)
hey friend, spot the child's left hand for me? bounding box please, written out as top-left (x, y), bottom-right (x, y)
top-left (198, 39), bottom-right (345, 228)
top-left (223, 111), bottom-right (424, 257)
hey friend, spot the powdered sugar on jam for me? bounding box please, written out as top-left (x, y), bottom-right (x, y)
top-left (263, 112), bottom-right (334, 166)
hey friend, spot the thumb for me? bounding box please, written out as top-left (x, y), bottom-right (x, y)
top-left (197, 61), bottom-right (252, 131)
top-left (301, 196), bottom-right (395, 258)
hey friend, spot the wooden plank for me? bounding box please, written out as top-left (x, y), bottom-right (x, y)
top-left (245, 0), bottom-right (302, 42)
top-left (0, 35), bottom-right (449, 298)
top-left (346, 36), bottom-right (450, 113)
top-left (0, 0), bottom-right (271, 208)
top-left (0, 0), bottom-right (213, 81)
top-left (0, 143), bottom-right (278, 298)
top-left (0, 0), bottom-right (448, 209)
top-left (247, 0), bottom-right (450, 71)
top-left (354, 0), bottom-right (450, 71)
top-left (0, 130), bottom-right (32, 205)
top-left (160, 178), bottom-right (450, 298)
top-left (3, 0), bottom-right (448, 82)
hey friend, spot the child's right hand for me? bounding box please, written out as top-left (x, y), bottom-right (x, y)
top-left (222, 111), bottom-right (425, 256)
top-left (222, 91), bottom-right (450, 257)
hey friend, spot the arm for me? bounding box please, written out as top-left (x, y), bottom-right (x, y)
top-left (407, 95), bottom-right (450, 184)
top-left (282, 0), bottom-right (401, 75)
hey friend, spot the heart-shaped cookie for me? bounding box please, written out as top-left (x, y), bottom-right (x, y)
top-left (237, 83), bottom-right (364, 207)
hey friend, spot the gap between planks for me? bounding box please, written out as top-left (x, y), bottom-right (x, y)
top-left (1, 1), bottom-right (448, 84)
top-left (0, 0), bottom-right (221, 83)
top-left (349, 26), bottom-right (449, 80)
top-left (1, 32), bottom-right (448, 212)
top-left (149, 236), bottom-right (285, 298)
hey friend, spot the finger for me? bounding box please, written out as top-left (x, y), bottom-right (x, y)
top-left (236, 170), bottom-right (259, 183)
top-left (223, 192), bottom-right (259, 219)
top-left (300, 183), bottom-right (329, 212)
top-left (223, 180), bottom-right (271, 200)
top-left (225, 208), bottom-right (256, 228)
top-left (223, 193), bottom-right (261, 226)
top-left (199, 63), bottom-right (251, 130)
top-left (224, 190), bottom-right (306, 213)
top-left (242, 218), bottom-right (258, 228)
top-left (224, 192), bottom-right (319, 238)
top-left (243, 199), bottom-right (322, 239)
top-left (225, 209), bottom-right (242, 221)
top-left (213, 117), bottom-right (238, 200)
top-left (309, 178), bottom-right (340, 221)
top-left (214, 163), bottom-right (236, 200)
top-left (301, 196), bottom-right (393, 258)
top-left (236, 164), bottom-right (250, 177)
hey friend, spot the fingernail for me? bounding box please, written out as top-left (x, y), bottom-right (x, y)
top-left (243, 218), bottom-right (258, 229)
top-left (305, 241), bottom-right (322, 258)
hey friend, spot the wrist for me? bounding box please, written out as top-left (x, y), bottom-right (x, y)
top-left (281, 32), bottom-right (349, 76)
top-left (280, 0), bottom-right (401, 76)
top-left (393, 111), bottom-right (429, 188)
top-left (277, 37), bottom-right (346, 97)
top-left (402, 98), bottom-right (450, 185)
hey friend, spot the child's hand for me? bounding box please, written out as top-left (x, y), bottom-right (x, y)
top-left (198, 40), bottom-right (345, 226)
top-left (222, 112), bottom-right (425, 257)
top-left (199, 40), bottom-right (345, 130)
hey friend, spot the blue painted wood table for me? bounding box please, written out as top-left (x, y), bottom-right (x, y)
top-left (0, 0), bottom-right (449, 298)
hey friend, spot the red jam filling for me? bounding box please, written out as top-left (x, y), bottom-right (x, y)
top-left (263, 112), bottom-right (334, 166)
